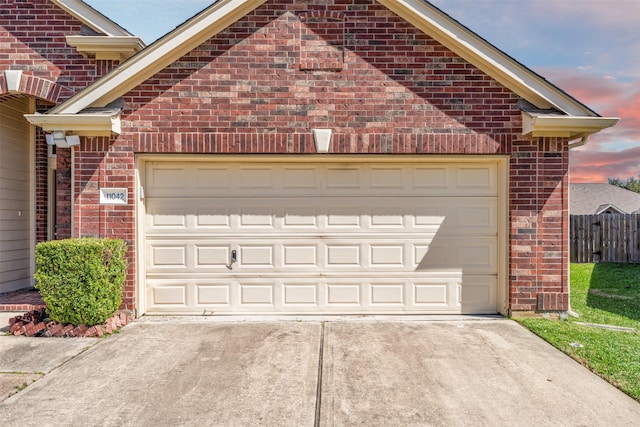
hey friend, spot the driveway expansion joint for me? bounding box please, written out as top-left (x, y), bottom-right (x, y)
top-left (314, 321), bottom-right (325, 427)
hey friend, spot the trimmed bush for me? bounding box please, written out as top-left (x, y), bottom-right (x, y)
top-left (34, 238), bottom-right (127, 326)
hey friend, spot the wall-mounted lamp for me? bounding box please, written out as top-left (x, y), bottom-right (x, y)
top-left (46, 131), bottom-right (80, 148)
top-left (312, 129), bottom-right (332, 153)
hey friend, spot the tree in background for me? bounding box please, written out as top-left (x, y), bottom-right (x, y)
top-left (609, 176), bottom-right (640, 193)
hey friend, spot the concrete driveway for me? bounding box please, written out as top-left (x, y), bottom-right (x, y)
top-left (1, 318), bottom-right (639, 426)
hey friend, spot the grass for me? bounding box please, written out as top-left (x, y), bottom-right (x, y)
top-left (516, 263), bottom-right (640, 401)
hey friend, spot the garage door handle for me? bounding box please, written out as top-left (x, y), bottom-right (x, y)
top-left (231, 250), bottom-right (237, 264)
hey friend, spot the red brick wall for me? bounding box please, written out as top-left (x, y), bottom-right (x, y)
top-left (71, 0), bottom-right (569, 313)
top-left (0, 0), bottom-right (116, 94)
top-left (1, 0), bottom-right (119, 243)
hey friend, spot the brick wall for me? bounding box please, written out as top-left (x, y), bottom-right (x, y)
top-left (70, 0), bottom-right (569, 313)
top-left (1, 0), bottom-right (119, 243)
top-left (0, 0), bottom-right (118, 95)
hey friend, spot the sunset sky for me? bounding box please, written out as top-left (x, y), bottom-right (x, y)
top-left (86, 0), bottom-right (640, 183)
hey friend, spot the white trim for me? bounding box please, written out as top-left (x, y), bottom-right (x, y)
top-left (28, 98), bottom-right (36, 287)
top-left (50, 0), bottom-right (134, 37)
top-left (24, 112), bottom-right (121, 136)
top-left (65, 35), bottom-right (145, 61)
top-left (71, 147), bottom-right (75, 238)
top-left (522, 112), bottom-right (618, 138)
top-left (135, 156), bottom-right (146, 317)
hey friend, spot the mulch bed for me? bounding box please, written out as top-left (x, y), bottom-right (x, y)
top-left (7, 309), bottom-right (133, 338)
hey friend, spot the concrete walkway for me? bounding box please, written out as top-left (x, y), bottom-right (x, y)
top-left (1, 318), bottom-right (639, 426)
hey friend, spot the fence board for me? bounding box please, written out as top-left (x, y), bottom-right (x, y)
top-left (570, 214), bottom-right (640, 263)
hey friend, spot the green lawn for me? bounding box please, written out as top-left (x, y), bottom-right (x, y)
top-left (516, 263), bottom-right (640, 401)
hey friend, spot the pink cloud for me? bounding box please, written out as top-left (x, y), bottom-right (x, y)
top-left (570, 145), bottom-right (640, 183)
top-left (532, 68), bottom-right (640, 182)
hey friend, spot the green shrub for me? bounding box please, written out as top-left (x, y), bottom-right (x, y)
top-left (34, 238), bottom-right (127, 326)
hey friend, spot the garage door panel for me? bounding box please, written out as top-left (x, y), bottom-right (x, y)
top-left (283, 245), bottom-right (317, 266)
top-left (146, 162), bottom-right (498, 197)
top-left (239, 207), bottom-right (274, 227)
top-left (461, 275), bottom-right (497, 314)
top-left (151, 283), bottom-right (187, 306)
top-left (194, 167), bottom-right (230, 189)
top-left (284, 284), bottom-right (318, 305)
top-left (147, 196), bottom-right (496, 235)
top-left (413, 280), bottom-right (461, 308)
top-left (284, 207), bottom-right (318, 227)
top-left (196, 246), bottom-right (230, 267)
top-left (197, 284), bottom-right (231, 306)
top-left (369, 283), bottom-right (404, 305)
top-left (146, 238), bottom-right (490, 273)
top-left (143, 161), bottom-right (501, 314)
top-left (145, 273), bottom-right (483, 314)
top-left (282, 167), bottom-right (318, 188)
top-left (241, 284), bottom-right (275, 305)
top-left (151, 245), bottom-right (187, 267)
top-left (415, 237), bottom-right (497, 274)
top-left (146, 237), bottom-right (491, 274)
top-left (456, 165), bottom-right (497, 192)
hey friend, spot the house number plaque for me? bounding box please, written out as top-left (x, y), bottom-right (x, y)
top-left (99, 188), bottom-right (128, 205)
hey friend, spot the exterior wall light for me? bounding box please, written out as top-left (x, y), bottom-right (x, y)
top-left (46, 131), bottom-right (80, 148)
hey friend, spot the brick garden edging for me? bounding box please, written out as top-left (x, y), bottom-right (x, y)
top-left (8, 310), bottom-right (133, 338)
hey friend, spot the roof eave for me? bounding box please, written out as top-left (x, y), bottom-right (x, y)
top-left (24, 112), bottom-right (121, 137)
top-left (522, 112), bottom-right (619, 139)
top-left (50, 0), bottom-right (135, 37)
top-left (378, 0), bottom-right (597, 116)
top-left (66, 36), bottom-right (145, 61)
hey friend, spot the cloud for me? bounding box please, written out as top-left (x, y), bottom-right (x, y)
top-left (570, 145), bottom-right (640, 183)
top-left (537, 68), bottom-right (640, 152)
top-left (535, 66), bottom-right (640, 182)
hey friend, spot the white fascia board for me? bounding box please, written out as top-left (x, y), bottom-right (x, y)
top-left (522, 112), bottom-right (619, 138)
top-left (51, 0), bottom-right (267, 114)
top-left (378, 0), bottom-right (597, 116)
top-left (25, 112), bottom-right (121, 136)
top-left (50, 0), bottom-right (135, 37)
top-left (66, 35), bottom-right (145, 61)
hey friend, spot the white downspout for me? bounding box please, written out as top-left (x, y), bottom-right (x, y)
top-left (568, 136), bottom-right (588, 149)
top-left (71, 147), bottom-right (75, 238)
top-left (566, 134), bottom-right (587, 317)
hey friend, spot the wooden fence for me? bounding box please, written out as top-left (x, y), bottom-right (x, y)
top-left (570, 214), bottom-right (640, 263)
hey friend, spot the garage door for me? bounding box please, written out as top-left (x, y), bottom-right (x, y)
top-left (0, 97), bottom-right (33, 293)
top-left (142, 159), bottom-right (501, 315)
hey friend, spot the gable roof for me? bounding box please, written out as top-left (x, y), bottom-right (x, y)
top-left (50, 0), bottom-right (135, 37)
top-left (570, 184), bottom-right (640, 215)
top-left (50, 0), bottom-right (145, 61)
top-left (29, 0), bottom-right (618, 138)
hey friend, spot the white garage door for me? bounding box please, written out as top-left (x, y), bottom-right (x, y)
top-left (142, 159), bottom-right (501, 315)
top-left (0, 97), bottom-right (33, 293)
